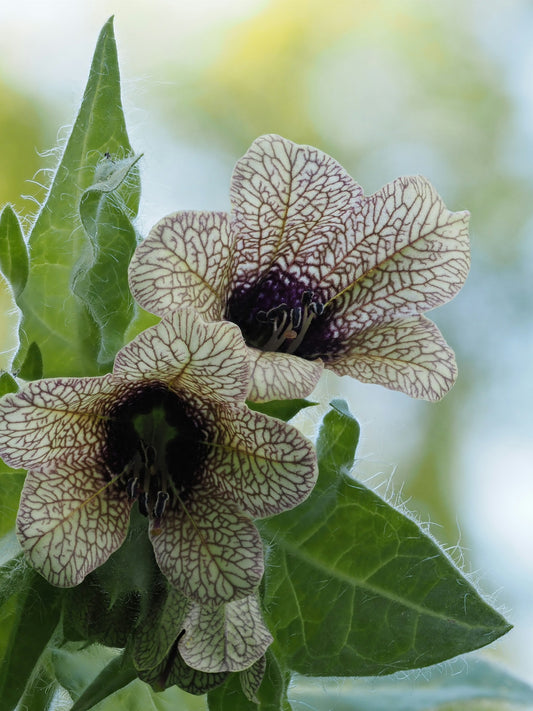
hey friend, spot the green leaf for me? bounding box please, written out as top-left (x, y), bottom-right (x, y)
top-left (73, 153), bottom-right (142, 368)
top-left (288, 657), bottom-right (533, 710)
top-left (51, 644), bottom-right (121, 702)
top-left (246, 399), bottom-right (317, 422)
top-left (17, 341), bottom-right (43, 381)
top-left (0, 569), bottom-right (62, 710)
top-left (0, 372), bottom-right (18, 396)
top-left (71, 649), bottom-right (138, 711)
top-left (259, 401), bottom-right (511, 676)
top-left (207, 650), bottom-right (292, 711)
top-left (61, 645), bottom-right (207, 711)
top-left (17, 17), bottom-right (138, 378)
top-left (0, 204), bottom-right (28, 298)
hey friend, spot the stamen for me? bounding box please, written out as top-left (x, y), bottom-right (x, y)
top-left (153, 490), bottom-right (170, 519)
top-left (256, 290), bottom-right (325, 354)
top-left (138, 490), bottom-right (149, 516)
top-left (126, 476), bottom-right (139, 500)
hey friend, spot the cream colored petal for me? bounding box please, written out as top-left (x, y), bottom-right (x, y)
top-left (114, 309), bottom-right (250, 403)
top-left (240, 655), bottom-right (267, 703)
top-left (0, 375), bottom-right (117, 470)
top-left (179, 595), bottom-right (272, 673)
top-left (206, 401), bottom-right (318, 518)
top-left (150, 488), bottom-right (264, 606)
top-left (230, 134), bottom-right (362, 281)
top-left (246, 347), bottom-right (323, 402)
top-left (128, 211), bottom-right (231, 321)
top-left (330, 315), bottom-right (457, 401)
top-left (133, 586), bottom-right (192, 671)
top-left (139, 644), bottom-right (228, 694)
top-left (329, 176), bottom-right (470, 328)
top-left (16, 454), bottom-right (132, 587)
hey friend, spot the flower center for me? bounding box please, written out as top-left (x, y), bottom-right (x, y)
top-left (104, 384), bottom-right (207, 533)
top-left (225, 270), bottom-right (327, 358)
top-left (255, 290), bottom-right (325, 354)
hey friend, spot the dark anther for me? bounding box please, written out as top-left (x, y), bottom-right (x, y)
top-left (266, 304), bottom-right (287, 321)
top-left (310, 302), bottom-right (325, 316)
top-left (138, 491), bottom-right (149, 517)
top-left (153, 490), bottom-right (170, 519)
top-left (291, 307), bottom-right (302, 329)
top-left (126, 477), bottom-right (139, 500)
top-left (256, 310), bottom-right (268, 323)
top-left (301, 291), bottom-right (314, 307)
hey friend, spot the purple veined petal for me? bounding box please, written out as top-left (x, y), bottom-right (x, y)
top-left (179, 594), bottom-right (273, 673)
top-left (150, 487), bottom-right (264, 606)
top-left (327, 176), bottom-right (470, 328)
top-left (246, 347), bottom-right (323, 402)
top-left (0, 374), bottom-right (118, 470)
top-left (330, 315), bottom-right (458, 401)
top-left (128, 211), bottom-right (232, 321)
top-left (230, 134), bottom-right (363, 282)
top-left (114, 308), bottom-right (251, 403)
top-left (240, 654), bottom-right (267, 703)
top-left (16, 454), bottom-right (132, 587)
top-left (133, 586), bottom-right (192, 671)
top-left (139, 643), bottom-right (228, 694)
top-left (205, 401), bottom-right (318, 519)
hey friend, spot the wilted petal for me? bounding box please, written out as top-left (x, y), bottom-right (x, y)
top-left (180, 595), bottom-right (272, 673)
top-left (114, 309), bottom-right (250, 403)
top-left (16, 455), bottom-right (132, 587)
top-left (0, 375), bottom-right (117, 470)
top-left (133, 585), bottom-right (191, 671)
top-left (240, 655), bottom-right (266, 703)
top-left (207, 402), bottom-right (317, 518)
top-left (139, 643), bottom-right (228, 694)
top-left (331, 316), bottom-right (457, 401)
top-left (333, 176), bottom-right (470, 329)
top-left (230, 134), bottom-right (363, 281)
top-left (246, 347), bottom-right (323, 402)
top-left (150, 488), bottom-right (264, 606)
top-left (129, 211), bottom-right (232, 321)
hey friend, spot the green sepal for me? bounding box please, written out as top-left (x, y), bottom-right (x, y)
top-left (246, 399), bottom-right (317, 422)
top-left (0, 204), bottom-right (28, 298)
top-left (62, 507), bottom-right (163, 648)
top-left (259, 400), bottom-right (511, 677)
top-left (17, 341), bottom-right (43, 381)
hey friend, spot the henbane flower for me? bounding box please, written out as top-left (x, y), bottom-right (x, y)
top-left (129, 134), bottom-right (470, 402)
top-left (0, 309), bottom-right (317, 605)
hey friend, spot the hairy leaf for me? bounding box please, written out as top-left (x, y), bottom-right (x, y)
top-left (73, 153), bottom-right (142, 368)
top-left (17, 17), bottom-right (138, 377)
top-left (0, 204), bottom-right (28, 297)
top-left (0, 569), bottom-right (62, 710)
top-left (259, 401), bottom-right (510, 676)
top-left (288, 657), bottom-right (533, 710)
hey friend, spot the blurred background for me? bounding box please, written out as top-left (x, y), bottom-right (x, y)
top-left (1, 0), bottom-right (532, 691)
